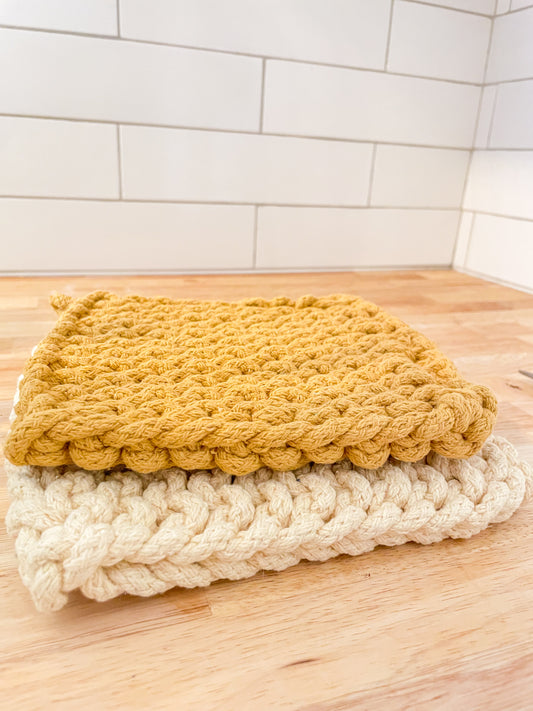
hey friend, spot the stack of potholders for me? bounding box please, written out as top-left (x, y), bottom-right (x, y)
top-left (4, 291), bottom-right (532, 612)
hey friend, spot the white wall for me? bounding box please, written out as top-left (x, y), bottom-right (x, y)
top-left (455, 3), bottom-right (533, 291)
top-left (0, 0), bottom-right (495, 274)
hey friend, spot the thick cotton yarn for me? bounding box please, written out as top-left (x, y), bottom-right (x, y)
top-left (5, 291), bottom-right (497, 476)
top-left (6, 436), bottom-right (531, 612)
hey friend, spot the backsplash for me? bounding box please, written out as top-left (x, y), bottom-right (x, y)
top-left (2, 0), bottom-right (527, 280)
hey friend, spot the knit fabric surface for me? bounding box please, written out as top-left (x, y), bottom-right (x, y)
top-left (5, 291), bottom-right (497, 476)
top-left (6, 436), bottom-right (531, 612)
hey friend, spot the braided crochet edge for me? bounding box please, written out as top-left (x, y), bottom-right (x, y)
top-left (5, 435), bottom-right (531, 613)
top-left (5, 291), bottom-right (498, 475)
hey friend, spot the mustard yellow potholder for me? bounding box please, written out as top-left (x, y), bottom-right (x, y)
top-left (5, 291), bottom-right (497, 475)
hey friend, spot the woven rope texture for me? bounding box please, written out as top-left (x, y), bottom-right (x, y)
top-left (5, 291), bottom-right (497, 475)
top-left (6, 436), bottom-right (531, 612)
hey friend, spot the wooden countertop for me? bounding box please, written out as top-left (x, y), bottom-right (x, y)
top-left (1, 270), bottom-right (532, 710)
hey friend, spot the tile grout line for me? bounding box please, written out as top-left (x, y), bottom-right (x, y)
top-left (493, 1), bottom-right (533, 14)
top-left (0, 264), bottom-right (455, 277)
top-left (259, 59), bottom-right (266, 132)
top-left (0, 195), bottom-right (467, 209)
top-left (452, 211), bottom-right (466, 267)
top-left (366, 144), bottom-right (378, 206)
top-left (453, 4), bottom-right (497, 269)
top-left (453, 211), bottom-right (476, 268)
top-left (483, 75), bottom-right (533, 87)
top-left (456, 146), bottom-right (533, 151)
top-left (252, 206), bottom-right (259, 268)
top-left (463, 211), bottom-right (478, 268)
top-left (468, 209), bottom-right (533, 223)
top-left (384, 0), bottom-right (395, 71)
top-left (116, 0), bottom-right (121, 37)
top-left (15, 200), bottom-right (527, 221)
top-left (0, 113), bottom-right (482, 151)
top-left (486, 84), bottom-right (500, 147)
top-left (401, 0), bottom-right (495, 17)
top-left (3, 111), bottom-right (530, 149)
top-left (116, 124), bottom-right (123, 199)
top-left (485, 75), bottom-right (533, 86)
top-left (0, 24), bottom-right (485, 88)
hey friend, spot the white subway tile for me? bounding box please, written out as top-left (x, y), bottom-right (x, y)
top-left (510, 1), bottom-right (533, 10)
top-left (490, 80), bottom-right (533, 148)
top-left (475, 85), bottom-right (498, 148)
top-left (0, 0), bottom-right (117, 35)
top-left (466, 213), bottom-right (533, 290)
top-left (256, 208), bottom-right (459, 268)
top-left (121, 126), bottom-right (372, 205)
top-left (263, 60), bottom-right (480, 147)
top-left (464, 151), bottom-right (533, 220)
top-left (371, 146), bottom-right (469, 207)
top-left (409, 0), bottom-right (495, 13)
top-left (486, 8), bottom-right (533, 82)
top-left (0, 200), bottom-right (255, 272)
top-left (0, 28), bottom-right (261, 131)
top-left (120, 0), bottom-right (391, 69)
top-left (453, 210), bottom-right (474, 268)
top-left (0, 117), bottom-right (118, 198)
top-left (388, 2), bottom-right (490, 83)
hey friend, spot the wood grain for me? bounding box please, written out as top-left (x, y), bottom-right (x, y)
top-left (1, 270), bottom-right (532, 711)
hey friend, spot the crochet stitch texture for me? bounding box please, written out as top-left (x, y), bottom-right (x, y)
top-left (5, 436), bottom-right (531, 612)
top-left (5, 291), bottom-right (497, 476)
